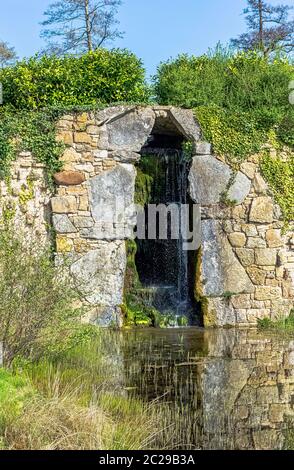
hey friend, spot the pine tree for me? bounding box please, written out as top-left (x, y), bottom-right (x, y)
top-left (231, 0), bottom-right (294, 56)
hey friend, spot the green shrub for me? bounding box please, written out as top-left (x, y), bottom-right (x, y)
top-left (154, 50), bottom-right (293, 114)
top-left (0, 226), bottom-right (88, 366)
top-left (154, 50), bottom-right (293, 157)
top-left (0, 49), bottom-right (149, 109)
top-left (154, 49), bottom-right (294, 227)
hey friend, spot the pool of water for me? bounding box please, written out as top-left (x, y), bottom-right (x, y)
top-left (107, 327), bottom-right (294, 450)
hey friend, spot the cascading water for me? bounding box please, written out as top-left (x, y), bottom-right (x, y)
top-left (135, 147), bottom-right (196, 325)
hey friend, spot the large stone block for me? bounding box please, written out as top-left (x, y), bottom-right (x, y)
top-left (52, 214), bottom-right (77, 233)
top-left (51, 196), bottom-right (77, 214)
top-left (189, 156), bottom-right (251, 205)
top-left (86, 164), bottom-right (136, 239)
top-left (169, 107), bottom-right (201, 141)
top-left (70, 241), bottom-right (126, 309)
top-left (255, 248), bottom-right (277, 266)
top-left (53, 171), bottom-right (85, 186)
top-left (82, 306), bottom-right (122, 327)
top-left (107, 108), bottom-right (155, 151)
top-left (198, 220), bottom-right (254, 298)
top-left (249, 197), bottom-right (274, 223)
top-left (255, 286), bottom-right (282, 301)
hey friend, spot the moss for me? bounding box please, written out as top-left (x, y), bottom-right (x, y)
top-left (124, 239), bottom-right (141, 292)
top-left (19, 178), bottom-right (34, 206)
top-left (121, 296), bottom-right (156, 328)
top-left (194, 248), bottom-right (203, 302)
top-left (1, 201), bottom-right (16, 224)
top-left (201, 297), bottom-right (217, 328)
top-left (134, 167), bottom-right (153, 206)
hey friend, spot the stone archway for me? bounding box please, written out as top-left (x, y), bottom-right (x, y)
top-left (51, 106), bottom-right (293, 327)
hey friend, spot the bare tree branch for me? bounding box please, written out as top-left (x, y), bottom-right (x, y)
top-left (0, 40), bottom-right (17, 68)
top-left (40, 0), bottom-right (123, 55)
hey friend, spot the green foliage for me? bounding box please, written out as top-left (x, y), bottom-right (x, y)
top-left (0, 49), bottom-right (149, 179)
top-left (0, 49), bottom-right (149, 109)
top-left (154, 50), bottom-right (293, 158)
top-left (134, 168), bottom-right (153, 206)
top-left (195, 105), bottom-right (265, 163)
top-left (0, 226), bottom-right (88, 366)
top-left (182, 141), bottom-right (194, 162)
top-left (0, 369), bottom-right (35, 431)
top-left (155, 49), bottom-right (292, 114)
top-left (258, 310), bottom-right (294, 332)
top-left (122, 297), bottom-right (154, 328)
top-left (277, 108), bottom-right (294, 147)
top-left (260, 151), bottom-right (294, 228)
top-left (154, 49), bottom-right (294, 226)
top-left (0, 107), bottom-right (64, 179)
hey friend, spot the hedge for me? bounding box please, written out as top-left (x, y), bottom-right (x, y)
top-left (0, 49), bottom-right (149, 109)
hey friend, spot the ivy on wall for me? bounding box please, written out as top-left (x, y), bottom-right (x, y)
top-left (260, 151), bottom-right (294, 229)
top-left (194, 105), bottom-right (265, 164)
top-left (0, 108), bottom-right (64, 181)
top-left (154, 49), bottom-right (294, 228)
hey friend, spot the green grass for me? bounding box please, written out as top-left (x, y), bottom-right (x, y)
top-left (257, 310), bottom-right (294, 332)
top-left (0, 330), bottom-right (162, 450)
top-left (0, 369), bottom-right (35, 434)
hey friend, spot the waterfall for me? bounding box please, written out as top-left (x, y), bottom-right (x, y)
top-left (136, 148), bottom-right (195, 324)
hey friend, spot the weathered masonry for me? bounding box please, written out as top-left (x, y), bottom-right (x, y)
top-left (0, 106), bottom-right (293, 326)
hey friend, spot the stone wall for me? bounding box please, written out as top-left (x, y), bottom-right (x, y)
top-left (200, 328), bottom-right (294, 449)
top-left (0, 151), bottom-right (52, 244)
top-left (0, 105), bottom-right (293, 327)
top-left (51, 106), bottom-right (201, 326)
top-left (189, 149), bottom-right (294, 326)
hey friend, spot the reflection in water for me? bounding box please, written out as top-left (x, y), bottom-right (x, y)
top-left (115, 328), bottom-right (294, 449)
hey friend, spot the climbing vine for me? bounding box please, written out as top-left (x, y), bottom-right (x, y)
top-left (194, 105), bottom-right (266, 164)
top-left (260, 150), bottom-right (294, 229)
top-left (0, 108), bottom-right (65, 181)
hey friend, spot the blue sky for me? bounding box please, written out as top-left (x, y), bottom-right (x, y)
top-left (0, 0), bottom-right (287, 76)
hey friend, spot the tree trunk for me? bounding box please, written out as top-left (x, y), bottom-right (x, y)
top-left (84, 0), bottom-right (93, 51)
top-left (258, 0), bottom-right (265, 54)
